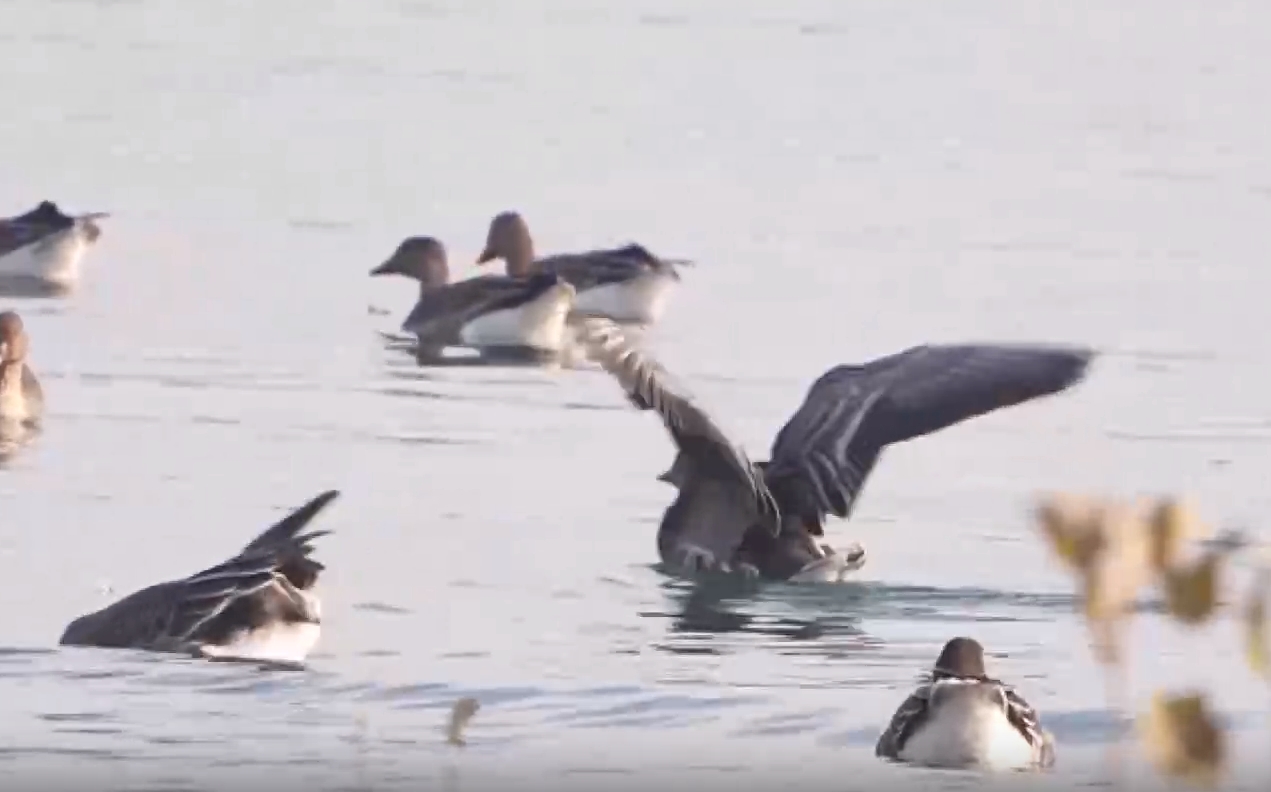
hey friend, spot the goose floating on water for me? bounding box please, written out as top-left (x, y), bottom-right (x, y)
top-left (59, 490), bottom-right (340, 665)
top-left (580, 319), bottom-right (1095, 583)
top-left (0, 200), bottom-right (108, 296)
top-left (371, 236), bottom-right (577, 363)
top-left (476, 210), bottom-right (688, 327)
top-left (875, 637), bottom-right (1056, 770)
top-left (0, 311), bottom-right (44, 425)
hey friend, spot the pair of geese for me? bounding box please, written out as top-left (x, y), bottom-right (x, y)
top-left (11, 208), bottom-right (1095, 772)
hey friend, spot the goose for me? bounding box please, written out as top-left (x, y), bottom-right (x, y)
top-left (579, 319), bottom-right (1095, 582)
top-left (476, 210), bottom-right (688, 326)
top-left (875, 637), bottom-right (1056, 770)
top-left (0, 200), bottom-right (108, 296)
top-left (59, 490), bottom-right (340, 665)
top-left (371, 236), bottom-right (577, 362)
top-left (0, 311), bottom-right (43, 425)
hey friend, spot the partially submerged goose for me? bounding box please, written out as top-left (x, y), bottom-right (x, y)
top-left (59, 490), bottom-right (339, 665)
top-left (580, 319), bottom-right (1094, 582)
top-left (371, 236), bottom-right (577, 362)
top-left (875, 637), bottom-right (1056, 770)
top-left (476, 210), bottom-right (688, 326)
top-left (0, 200), bottom-right (108, 296)
top-left (0, 311), bottom-right (44, 425)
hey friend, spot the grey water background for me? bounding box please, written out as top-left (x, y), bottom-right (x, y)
top-left (2, 0), bottom-right (1269, 788)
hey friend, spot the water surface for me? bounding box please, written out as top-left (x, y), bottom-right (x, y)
top-left (2, 0), bottom-right (1269, 788)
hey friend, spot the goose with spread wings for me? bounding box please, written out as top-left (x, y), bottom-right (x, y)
top-left (579, 320), bottom-right (1095, 582)
top-left (59, 490), bottom-right (340, 664)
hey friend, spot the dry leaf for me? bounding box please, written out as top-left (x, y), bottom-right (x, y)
top-left (445, 697), bottom-right (480, 746)
top-left (1162, 551), bottom-right (1222, 626)
top-left (1147, 499), bottom-right (1207, 574)
top-left (1244, 569), bottom-right (1269, 680)
top-left (1035, 494), bottom-right (1107, 572)
top-left (1138, 691), bottom-right (1225, 788)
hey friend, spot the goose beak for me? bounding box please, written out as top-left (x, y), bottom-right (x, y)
top-left (475, 247), bottom-right (497, 265)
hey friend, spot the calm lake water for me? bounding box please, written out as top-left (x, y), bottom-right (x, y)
top-left (2, 0), bottom-right (1269, 788)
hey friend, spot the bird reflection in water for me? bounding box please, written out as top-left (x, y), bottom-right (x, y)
top-left (642, 573), bottom-right (880, 658)
top-left (0, 419), bottom-right (38, 466)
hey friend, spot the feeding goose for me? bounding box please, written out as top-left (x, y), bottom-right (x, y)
top-left (0, 200), bottom-right (108, 296)
top-left (371, 235), bottom-right (577, 363)
top-left (59, 490), bottom-right (340, 665)
top-left (579, 319), bottom-right (1095, 582)
top-left (476, 210), bottom-right (688, 327)
top-left (875, 637), bottom-right (1056, 770)
top-left (0, 311), bottom-right (43, 425)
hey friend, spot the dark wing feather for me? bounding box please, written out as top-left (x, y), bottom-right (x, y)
top-left (241, 489), bottom-right (340, 557)
top-left (538, 245), bottom-right (685, 289)
top-left (875, 685), bottom-right (932, 759)
top-left (57, 557), bottom-right (278, 649)
top-left (579, 319), bottom-right (780, 563)
top-left (401, 273), bottom-right (565, 341)
top-left (162, 552), bottom-right (285, 642)
top-left (766, 343), bottom-right (1095, 525)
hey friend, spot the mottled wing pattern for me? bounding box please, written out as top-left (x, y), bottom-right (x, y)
top-left (765, 343), bottom-right (1094, 526)
top-left (875, 684), bottom-right (932, 759)
top-left (161, 551), bottom-right (284, 642)
top-left (1002, 684), bottom-right (1056, 767)
top-left (579, 319), bottom-right (779, 566)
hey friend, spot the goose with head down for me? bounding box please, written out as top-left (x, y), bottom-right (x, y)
top-left (579, 319), bottom-right (1095, 582)
top-left (875, 637), bottom-right (1056, 770)
top-left (476, 210), bottom-right (688, 327)
top-left (59, 490), bottom-right (340, 665)
top-left (371, 235), bottom-right (577, 362)
top-left (0, 200), bottom-right (109, 296)
top-left (0, 311), bottom-right (44, 425)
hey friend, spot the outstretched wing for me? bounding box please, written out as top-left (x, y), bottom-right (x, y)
top-left (875, 685), bottom-right (932, 759)
top-left (766, 343), bottom-right (1095, 527)
top-left (579, 319), bottom-right (779, 565)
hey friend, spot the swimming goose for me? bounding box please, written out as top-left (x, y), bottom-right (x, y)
top-left (875, 637), bottom-right (1056, 770)
top-left (476, 210), bottom-right (688, 326)
top-left (371, 236), bottom-right (577, 361)
top-left (59, 490), bottom-right (339, 665)
top-left (579, 319), bottom-right (1095, 582)
top-left (0, 311), bottom-right (44, 424)
top-left (0, 200), bottom-right (108, 296)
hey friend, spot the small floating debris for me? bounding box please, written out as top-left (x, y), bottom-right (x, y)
top-left (445, 697), bottom-right (480, 747)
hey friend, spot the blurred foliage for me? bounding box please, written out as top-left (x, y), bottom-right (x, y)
top-left (1035, 494), bottom-right (1268, 788)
